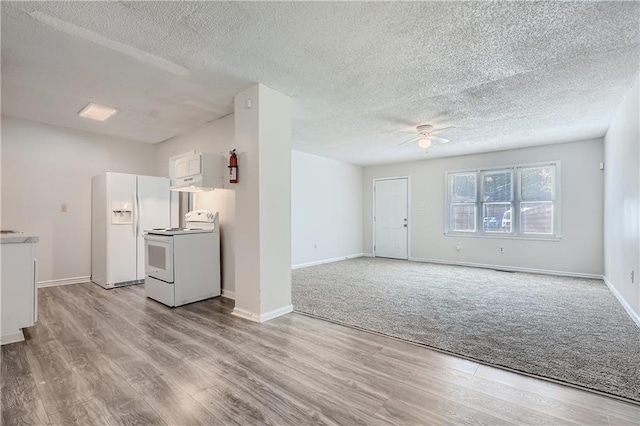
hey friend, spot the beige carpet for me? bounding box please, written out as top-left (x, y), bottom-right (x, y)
top-left (292, 257), bottom-right (640, 403)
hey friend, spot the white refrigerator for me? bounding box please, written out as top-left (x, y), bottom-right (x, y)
top-left (91, 172), bottom-right (170, 288)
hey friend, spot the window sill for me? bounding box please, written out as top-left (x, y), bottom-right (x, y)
top-left (444, 232), bottom-right (562, 242)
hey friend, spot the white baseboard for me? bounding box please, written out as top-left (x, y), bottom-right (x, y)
top-left (260, 304), bottom-right (293, 322)
top-left (38, 276), bottom-right (90, 288)
top-left (231, 307), bottom-right (259, 322)
top-left (292, 253), bottom-right (365, 269)
top-left (221, 289), bottom-right (235, 300)
top-left (231, 304), bottom-right (293, 323)
top-left (362, 253), bottom-right (374, 257)
top-left (408, 257), bottom-right (602, 280)
top-left (1, 330), bottom-right (25, 345)
top-left (603, 276), bottom-right (640, 328)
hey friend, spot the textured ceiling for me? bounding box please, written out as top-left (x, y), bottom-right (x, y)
top-left (2, 2), bottom-right (639, 166)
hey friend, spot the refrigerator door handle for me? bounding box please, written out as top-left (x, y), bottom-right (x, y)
top-left (133, 191), bottom-right (138, 237)
top-left (136, 191), bottom-right (142, 236)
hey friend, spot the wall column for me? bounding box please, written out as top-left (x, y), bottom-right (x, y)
top-left (232, 84), bottom-right (292, 322)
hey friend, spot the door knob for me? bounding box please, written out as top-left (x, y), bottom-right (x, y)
top-left (403, 224), bottom-right (408, 227)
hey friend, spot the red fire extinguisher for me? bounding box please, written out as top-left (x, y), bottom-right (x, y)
top-left (228, 149), bottom-right (238, 184)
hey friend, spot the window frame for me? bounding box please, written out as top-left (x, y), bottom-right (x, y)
top-left (480, 169), bottom-right (514, 235)
top-left (444, 161), bottom-right (561, 240)
top-left (449, 172), bottom-right (478, 233)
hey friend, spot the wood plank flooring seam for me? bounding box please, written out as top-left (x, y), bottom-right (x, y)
top-left (399, 377), bottom-right (580, 426)
top-left (4, 284), bottom-right (638, 426)
top-left (34, 287), bottom-right (169, 425)
top-left (474, 365), bottom-right (640, 421)
top-left (296, 310), bottom-right (640, 408)
top-left (135, 287), bottom-right (638, 423)
top-left (392, 356), bottom-right (607, 425)
top-left (62, 286), bottom-right (304, 424)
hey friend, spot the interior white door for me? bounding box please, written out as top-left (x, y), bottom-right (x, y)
top-left (374, 178), bottom-right (408, 259)
top-left (136, 176), bottom-right (171, 280)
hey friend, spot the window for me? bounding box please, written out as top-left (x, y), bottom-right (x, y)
top-left (519, 166), bottom-right (555, 235)
top-left (481, 170), bottom-right (512, 233)
top-left (446, 162), bottom-right (559, 238)
top-left (450, 173), bottom-right (477, 232)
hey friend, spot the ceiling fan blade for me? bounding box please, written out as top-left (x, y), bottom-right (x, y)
top-left (430, 135), bottom-right (450, 144)
top-left (431, 126), bottom-right (456, 134)
top-left (397, 135), bottom-right (419, 146)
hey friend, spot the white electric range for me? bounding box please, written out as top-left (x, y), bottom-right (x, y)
top-left (143, 210), bottom-right (221, 307)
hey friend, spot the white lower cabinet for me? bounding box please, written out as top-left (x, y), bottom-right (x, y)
top-left (1, 236), bottom-right (38, 345)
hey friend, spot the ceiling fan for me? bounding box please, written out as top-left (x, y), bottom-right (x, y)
top-left (397, 124), bottom-right (454, 149)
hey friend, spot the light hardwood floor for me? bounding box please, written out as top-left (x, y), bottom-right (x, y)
top-left (1, 283), bottom-right (638, 425)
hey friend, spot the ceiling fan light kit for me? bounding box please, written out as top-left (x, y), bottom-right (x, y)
top-left (418, 136), bottom-right (432, 149)
top-left (397, 123), bottom-right (453, 150)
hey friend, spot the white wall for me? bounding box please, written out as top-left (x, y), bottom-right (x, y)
top-left (154, 115), bottom-right (236, 297)
top-left (363, 139), bottom-right (605, 276)
top-left (257, 85), bottom-right (292, 316)
top-left (3, 107), bottom-right (360, 297)
top-left (1, 117), bottom-right (157, 283)
top-left (291, 151), bottom-right (363, 267)
top-left (232, 83), bottom-right (293, 321)
top-left (604, 75), bottom-right (640, 322)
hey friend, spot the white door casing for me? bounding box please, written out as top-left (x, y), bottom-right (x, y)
top-left (374, 178), bottom-right (409, 259)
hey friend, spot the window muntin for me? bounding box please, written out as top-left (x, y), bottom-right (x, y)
top-left (446, 163), bottom-right (558, 238)
top-left (520, 201), bottom-right (553, 235)
top-left (520, 166), bottom-right (555, 201)
top-left (483, 203), bottom-right (511, 233)
top-left (481, 170), bottom-right (513, 233)
top-left (519, 165), bottom-right (555, 235)
top-left (449, 173), bottom-right (477, 232)
top-left (451, 204), bottom-right (476, 232)
top-left (451, 173), bottom-right (476, 202)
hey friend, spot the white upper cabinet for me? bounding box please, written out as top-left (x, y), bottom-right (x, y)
top-left (175, 154), bottom-right (202, 179)
top-left (171, 152), bottom-right (225, 192)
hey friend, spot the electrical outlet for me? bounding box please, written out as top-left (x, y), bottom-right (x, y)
top-left (314, 244), bottom-right (318, 249)
top-left (60, 203), bottom-right (68, 213)
top-left (499, 246), bottom-right (505, 253)
top-left (456, 242), bottom-right (461, 251)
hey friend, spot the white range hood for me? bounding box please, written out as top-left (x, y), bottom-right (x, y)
top-left (170, 152), bottom-right (224, 192)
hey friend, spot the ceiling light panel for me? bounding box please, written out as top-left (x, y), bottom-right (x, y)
top-left (78, 103), bottom-right (119, 121)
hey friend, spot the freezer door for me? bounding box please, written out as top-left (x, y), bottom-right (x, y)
top-left (106, 173), bottom-right (137, 286)
top-left (136, 176), bottom-right (170, 280)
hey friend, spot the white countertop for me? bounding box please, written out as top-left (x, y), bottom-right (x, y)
top-left (0, 231), bottom-right (39, 244)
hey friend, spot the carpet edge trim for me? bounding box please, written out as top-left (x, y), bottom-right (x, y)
top-left (293, 309), bottom-right (640, 406)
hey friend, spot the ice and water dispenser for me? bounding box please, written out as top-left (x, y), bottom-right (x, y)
top-left (111, 202), bottom-right (133, 224)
